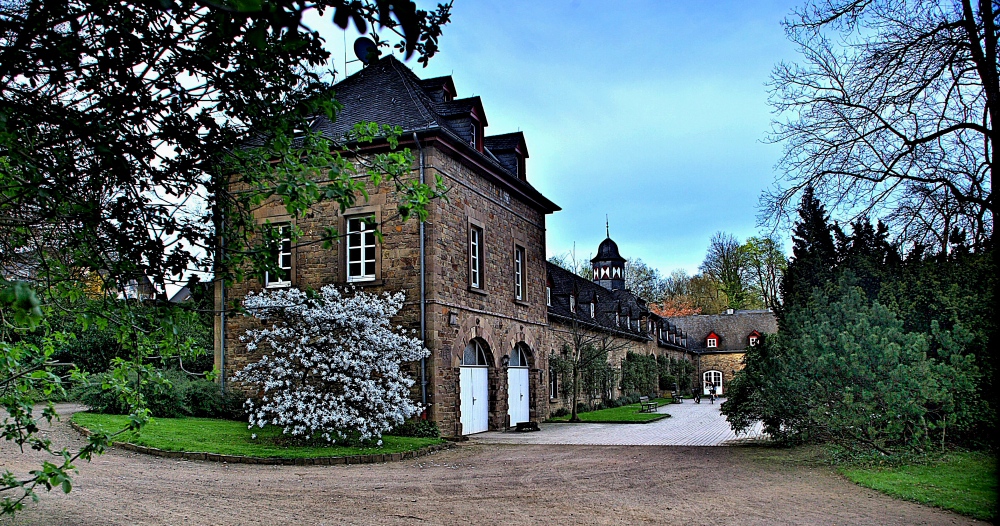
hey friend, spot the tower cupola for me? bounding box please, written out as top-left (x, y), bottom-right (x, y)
top-left (591, 236), bottom-right (626, 291)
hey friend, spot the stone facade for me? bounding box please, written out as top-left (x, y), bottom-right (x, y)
top-left (217, 56), bottom-right (718, 437)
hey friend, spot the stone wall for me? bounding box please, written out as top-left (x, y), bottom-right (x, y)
top-left (221, 141), bottom-right (556, 437)
top-left (421, 145), bottom-right (550, 436)
top-left (697, 352), bottom-right (746, 395)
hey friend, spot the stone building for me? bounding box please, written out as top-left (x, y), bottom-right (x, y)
top-left (669, 310), bottom-right (778, 395)
top-left (543, 237), bottom-right (689, 409)
top-left (217, 56), bottom-right (705, 437)
top-left (219, 55), bottom-right (560, 437)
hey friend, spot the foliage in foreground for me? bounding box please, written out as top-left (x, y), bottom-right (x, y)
top-left (70, 413), bottom-right (442, 459)
top-left (1, 282), bottom-right (116, 515)
top-left (840, 452), bottom-right (997, 521)
top-left (234, 286), bottom-right (427, 445)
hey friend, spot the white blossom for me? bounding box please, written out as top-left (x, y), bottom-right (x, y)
top-left (233, 286), bottom-right (428, 444)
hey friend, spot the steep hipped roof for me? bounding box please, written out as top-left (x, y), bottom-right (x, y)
top-left (313, 56), bottom-right (558, 213)
top-left (669, 310), bottom-right (778, 353)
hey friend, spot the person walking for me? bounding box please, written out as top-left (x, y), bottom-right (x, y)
top-left (709, 383), bottom-right (717, 404)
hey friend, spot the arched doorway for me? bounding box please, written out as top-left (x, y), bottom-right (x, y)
top-left (703, 370), bottom-right (723, 396)
top-left (460, 339), bottom-right (491, 435)
top-left (507, 344), bottom-right (531, 426)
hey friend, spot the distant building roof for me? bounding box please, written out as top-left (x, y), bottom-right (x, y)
top-left (669, 310), bottom-right (777, 353)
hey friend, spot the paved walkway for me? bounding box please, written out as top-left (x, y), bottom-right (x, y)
top-left (473, 398), bottom-right (764, 446)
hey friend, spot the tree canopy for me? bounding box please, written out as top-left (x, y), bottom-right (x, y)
top-left (764, 0), bottom-right (996, 248)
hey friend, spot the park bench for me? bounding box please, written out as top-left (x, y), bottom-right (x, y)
top-left (670, 390), bottom-right (683, 403)
top-left (639, 396), bottom-right (659, 413)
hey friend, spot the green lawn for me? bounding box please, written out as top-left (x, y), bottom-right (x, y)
top-left (840, 452), bottom-right (997, 521)
top-left (547, 398), bottom-right (672, 423)
top-left (71, 412), bottom-right (444, 459)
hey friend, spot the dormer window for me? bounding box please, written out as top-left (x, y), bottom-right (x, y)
top-left (748, 330), bottom-right (761, 347)
top-left (749, 336), bottom-right (759, 346)
top-left (590, 303), bottom-right (595, 318)
top-left (470, 114), bottom-right (483, 152)
top-left (707, 338), bottom-right (717, 348)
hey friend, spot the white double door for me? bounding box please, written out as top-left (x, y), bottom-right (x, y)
top-left (460, 366), bottom-right (489, 435)
top-left (703, 370), bottom-right (723, 396)
top-left (507, 367), bottom-right (530, 426)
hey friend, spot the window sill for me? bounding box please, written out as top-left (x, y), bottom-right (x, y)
top-left (265, 282), bottom-right (292, 289)
top-left (468, 286), bottom-right (488, 296)
top-left (345, 279), bottom-right (384, 287)
top-left (514, 299), bottom-right (530, 307)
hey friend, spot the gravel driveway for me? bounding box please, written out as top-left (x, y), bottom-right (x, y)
top-left (0, 404), bottom-right (984, 526)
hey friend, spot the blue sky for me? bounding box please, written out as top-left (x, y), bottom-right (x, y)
top-left (304, 1), bottom-right (802, 275)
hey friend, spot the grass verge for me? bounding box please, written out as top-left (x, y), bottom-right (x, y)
top-left (547, 398), bottom-right (672, 423)
top-left (71, 412), bottom-right (444, 459)
top-left (839, 451), bottom-right (997, 521)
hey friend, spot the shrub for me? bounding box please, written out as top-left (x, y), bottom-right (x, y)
top-left (617, 392), bottom-right (640, 406)
top-left (75, 368), bottom-right (241, 419)
top-left (722, 281), bottom-right (982, 455)
top-left (392, 418), bottom-right (439, 438)
top-left (234, 286), bottom-right (428, 444)
top-left (551, 407), bottom-right (569, 418)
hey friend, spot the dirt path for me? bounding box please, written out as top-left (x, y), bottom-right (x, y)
top-left (1, 405), bottom-right (986, 525)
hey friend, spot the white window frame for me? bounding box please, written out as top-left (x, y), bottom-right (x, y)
top-left (590, 302), bottom-right (595, 318)
top-left (265, 223), bottom-right (292, 288)
top-left (546, 285), bottom-right (551, 306)
top-left (749, 336), bottom-right (759, 347)
top-left (470, 225), bottom-right (484, 289)
top-left (346, 217), bottom-right (377, 283)
top-left (569, 294), bottom-right (576, 313)
top-left (707, 337), bottom-right (718, 348)
top-left (514, 245), bottom-right (525, 300)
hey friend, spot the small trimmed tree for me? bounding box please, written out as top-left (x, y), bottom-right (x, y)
top-left (234, 286), bottom-right (427, 444)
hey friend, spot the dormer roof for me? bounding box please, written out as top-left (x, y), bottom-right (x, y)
top-left (668, 310), bottom-right (778, 353)
top-left (311, 55), bottom-right (558, 213)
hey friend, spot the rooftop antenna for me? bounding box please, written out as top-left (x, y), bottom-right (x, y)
top-left (351, 37), bottom-right (380, 67)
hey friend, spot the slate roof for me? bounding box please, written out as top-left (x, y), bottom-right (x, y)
top-left (311, 56), bottom-right (558, 213)
top-left (669, 310), bottom-right (778, 353)
top-left (483, 132), bottom-right (526, 153)
top-left (546, 262), bottom-right (688, 350)
top-left (592, 237), bottom-right (626, 264)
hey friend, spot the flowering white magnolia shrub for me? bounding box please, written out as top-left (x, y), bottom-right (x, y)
top-left (233, 285), bottom-right (427, 444)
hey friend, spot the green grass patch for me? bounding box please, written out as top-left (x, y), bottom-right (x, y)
top-left (71, 412), bottom-right (444, 459)
top-left (547, 398), bottom-right (672, 423)
top-left (840, 452), bottom-right (997, 521)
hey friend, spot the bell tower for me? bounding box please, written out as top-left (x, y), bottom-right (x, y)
top-left (591, 222), bottom-right (626, 291)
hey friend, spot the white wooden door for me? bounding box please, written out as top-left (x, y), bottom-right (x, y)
top-left (703, 370), bottom-right (723, 396)
top-left (507, 367), bottom-right (530, 426)
top-left (460, 367), bottom-right (489, 434)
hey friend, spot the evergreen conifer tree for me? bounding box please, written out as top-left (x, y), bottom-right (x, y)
top-left (779, 187), bottom-right (837, 321)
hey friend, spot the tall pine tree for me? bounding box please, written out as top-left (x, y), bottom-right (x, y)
top-left (779, 187), bottom-right (837, 322)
